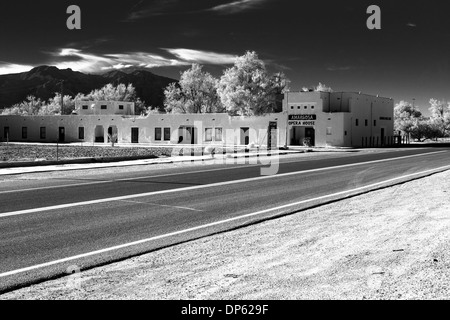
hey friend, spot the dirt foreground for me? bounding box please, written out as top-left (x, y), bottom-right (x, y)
top-left (2, 170), bottom-right (450, 300)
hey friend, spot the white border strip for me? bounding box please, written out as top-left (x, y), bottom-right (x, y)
top-left (1, 164), bottom-right (450, 278)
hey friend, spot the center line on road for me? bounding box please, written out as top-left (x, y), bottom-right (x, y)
top-left (0, 150), bottom-right (447, 219)
top-left (1, 164), bottom-right (449, 279)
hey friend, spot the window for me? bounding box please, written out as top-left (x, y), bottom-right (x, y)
top-left (82, 105), bottom-right (88, 110)
top-left (298, 106), bottom-right (301, 109)
top-left (215, 128), bottom-right (223, 141)
top-left (326, 127), bottom-right (332, 135)
top-left (40, 127), bottom-right (46, 139)
top-left (365, 119), bottom-right (368, 127)
top-left (79, 127), bottom-right (85, 140)
top-left (355, 119), bottom-right (359, 126)
top-left (291, 106), bottom-right (294, 109)
top-left (345, 131), bottom-right (348, 136)
top-left (155, 128), bottom-right (162, 141)
top-left (304, 106), bottom-right (307, 109)
top-left (119, 105), bottom-right (124, 110)
top-left (101, 105), bottom-right (107, 110)
top-left (311, 105), bottom-right (315, 109)
top-left (374, 120), bottom-right (377, 127)
top-left (22, 127), bottom-right (27, 139)
top-left (205, 128), bottom-right (213, 142)
top-left (164, 128), bottom-right (171, 141)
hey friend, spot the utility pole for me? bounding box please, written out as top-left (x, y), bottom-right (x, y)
top-left (60, 80), bottom-right (64, 115)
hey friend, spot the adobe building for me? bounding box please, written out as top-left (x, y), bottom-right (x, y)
top-left (284, 91), bottom-right (394, 147)
top-left (0, 91), bottom-right (395, 148)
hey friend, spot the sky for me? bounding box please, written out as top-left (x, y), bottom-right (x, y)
top-left (1, 0), bottom-right (450, 114)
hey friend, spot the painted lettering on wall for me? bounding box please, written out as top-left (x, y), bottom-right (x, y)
top-left (288, 115), bottom-right (317, 121)
top-left (289, 121), bottom-right (316, 127)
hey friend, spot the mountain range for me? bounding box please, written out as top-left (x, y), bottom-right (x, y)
top-left (0, 66), bottom-right (177, 111)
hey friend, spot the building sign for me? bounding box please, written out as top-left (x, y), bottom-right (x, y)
top-left (289, 114), bottom-right (317, 121)
top-left (288, 114), bottom-right (316, 127)
top-left (379, 116), bottom-right (392, 121)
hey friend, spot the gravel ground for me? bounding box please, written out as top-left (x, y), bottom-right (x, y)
top-left (0, 143), bottom-right (271, 162)
top-left (1, 166), bottom-right (449, 300)
top-left (0, 144), bottom-right (173, 161)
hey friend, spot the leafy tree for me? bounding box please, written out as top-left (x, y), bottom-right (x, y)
top-left (315, 83), bottom-right (333, 92)
top-left (394, 100), bottom-right (422, 136)
top-left (41, 93), bottom-right (77, 115)
top-left (217, 51), bottom-right (288, 116)
top-left (1, 96), bottom-right (44, 115)
top-left (77, 83), bottom-right (148, 115)
top-left (410, 118), bottom-right (442, 142)
top-left (164, 64), bottom-right (224, 114)
top-left (428, 99), bottom-right (450, 137)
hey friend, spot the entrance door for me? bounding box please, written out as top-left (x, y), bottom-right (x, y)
top-left (268, 122), bottom-right (277, 149)
top-left (108, 126), bottom-right (118, 143)
top-left (58, 127), bottom-right (65, 143)
top-left (305, 128), bottom-right (315, 146)
top-left (131, 128), bottom-right (139, 143)
top-left (186, 127), bottom-right (196, 144)
top-left (240, 127), bottom-right (250, 145)
top-left (179, 126), bottom-right (196, 144)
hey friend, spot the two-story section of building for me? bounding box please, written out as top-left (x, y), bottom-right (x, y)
top-left (283, 91), bottom-right (394, 148)
top-left (74, 101), bottom-right (135, 116)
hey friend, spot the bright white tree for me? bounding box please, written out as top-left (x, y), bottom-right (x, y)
top-left (1, 96), bottom-right (44, 115)
top-left (428, 99), bottom-right (450, 137)
top-left (394, 100), bottom-right (423, 135)
top-left (315, 83), bottom-right (333, 92)
top-left (217, 51), bottom-right (288, 116)
top-left (164, 64), bottom-right (224, 114)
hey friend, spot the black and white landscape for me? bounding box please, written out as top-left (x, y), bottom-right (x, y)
top-left (0, 0), bottom-right (449, 306)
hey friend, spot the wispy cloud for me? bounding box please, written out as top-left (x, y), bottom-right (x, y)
top-left (0, 63), bottom-right (34, 75)
top-left (164, 48), bottom-right (237, 64)
top-left (209, 0), bottom-right (266, 14)
top-left (18, 48), bottom-right (237, 74)
top-left (407, 22), bottom-right (417, 27)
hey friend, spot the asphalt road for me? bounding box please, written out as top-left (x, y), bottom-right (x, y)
top-left (0, 148), bottom-right (449, 294)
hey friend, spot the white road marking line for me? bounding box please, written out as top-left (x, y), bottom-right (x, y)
top-left (1, 164), bottom-right (449, 279)
top-left (0, 150), bottom-right (443, 195)
top-left (0, 150), bottom-right (447, 219)
top-left (118, 200), bottom-right (203, 212)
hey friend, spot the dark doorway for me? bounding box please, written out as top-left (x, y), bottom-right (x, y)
top-left (268, 122), bottom-right (277, 149)
top-left (58, 127), bottom-right (65, 143)
top-left (131, 128), bottom-right (139, 144)
top-left (95, 126), bottom-right (104, 143)
top-left (305, 128), bottom-right (315, 146)
top-left (179, 126), bottom-right (196, 144)
top-left (108, 126), bottom-right (118, 143)
top-left (241, 127), bottom-right (250, 145)
top-left (186, 127), bottom-right (196, 144)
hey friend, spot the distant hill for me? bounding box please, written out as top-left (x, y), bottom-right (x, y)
top-left (0, 66), bottom-right (177, 111)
